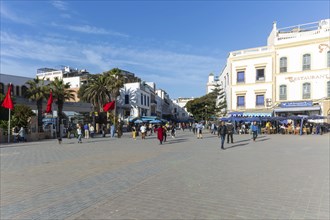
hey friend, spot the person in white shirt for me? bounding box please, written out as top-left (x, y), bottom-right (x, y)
top-left (140, 124), bottom-right (147, 139)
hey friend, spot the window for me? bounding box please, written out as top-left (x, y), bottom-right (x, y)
top-left (256, 95), bottom-right (264, 106)
top-left (147, 96), bottom-right (150, 107)
top-left (9, 84), bottom-right (14, 96)
top-left (256, 68), bottom-right (265, 81)
top-left (16, 86), bottom-right (20, 96)
top-left (302, 82), bottom-right (311, 99)
top-left (237, 96), bottom-right (245, 107)
top-left (144, 95), bottom-right (146, 106)
top-left (327, 51), bottom-right (330, 67)
top-left (279, 85), bottom-right (287, 100)
top-left (0, 83), bottom-right (4, 94)
top-left (237, 71), bottom-right (245, 83)
top-left (280, 57), bottom-right (287, 73)
top-left (124, 94), bottom-right (129, 104)
top-left (21, 86), bottom-right (28, 97)
top-left (327, 81), bottom-right (330, 97)
top-left (141, 94), bottom-right (143, 105)
top-left (303, 54), bottom-right (311, 70)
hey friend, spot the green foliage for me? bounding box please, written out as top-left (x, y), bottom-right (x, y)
top-left (0, 104), bottom-right (35, 134)
top-left (11, 104), bottom-right (36, 128)
top-left (186, 83), bottom-right (227, 121)
top-left (78, 68), bottom-right (125, 112)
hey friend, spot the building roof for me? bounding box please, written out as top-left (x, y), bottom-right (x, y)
top-left (0, 73), bottom-right (34, 86)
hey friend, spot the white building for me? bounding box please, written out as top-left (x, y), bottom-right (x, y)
top-left (212, 19), bottom-right (330, 118)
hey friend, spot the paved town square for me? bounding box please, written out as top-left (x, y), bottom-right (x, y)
top-left (0, 131), bottom-right (329, 220)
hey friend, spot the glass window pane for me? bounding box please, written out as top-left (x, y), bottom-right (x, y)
top-left (327, 81), bottom-right (330, 97)
top-left (280, 57), bottom-right (287, 73)
top-left (303, 54), bottom-right (311, 70)
top-left (280, 85), bottom-right (287, 100)
top-left (256, 69), bottom-right (265, 81)
top-left (256, 95), bottom-right (264, 106)
top-left (327, 51), bottom-right (330, 68)
top-left (237, 96), bottom-right (245, 107)
top-left (303, 83), bottom-right (311, 99)
top-left (237, 71), bottom-right (245, 83)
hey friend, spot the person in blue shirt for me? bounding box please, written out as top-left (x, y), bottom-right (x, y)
top-left (251, 121), bottom-right (258, 141)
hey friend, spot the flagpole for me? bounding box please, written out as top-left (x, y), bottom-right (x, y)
top-left (8, 109), bottom-right (11, 143)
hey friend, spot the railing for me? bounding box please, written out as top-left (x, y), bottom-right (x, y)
top-left (230, 46), bottom-right (270, 57)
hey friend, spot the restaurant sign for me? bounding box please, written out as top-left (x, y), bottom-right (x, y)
top-left (285, 74), bottom-right (330, 83)
top-left (280, 101), bottom-right (313, 108)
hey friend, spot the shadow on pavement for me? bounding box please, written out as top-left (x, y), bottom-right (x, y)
top-left (224, 143), bottom-right (249, 149)
top-left (256, 138), bottom-right (270, 142)
top-left (166, 138), bottom-right (188, 144)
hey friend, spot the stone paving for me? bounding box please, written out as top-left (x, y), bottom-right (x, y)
top-left (0, 131), bottom-right (329, 219)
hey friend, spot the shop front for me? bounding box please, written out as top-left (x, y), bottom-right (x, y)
top-left (274, 101), bottom-right (321, 117)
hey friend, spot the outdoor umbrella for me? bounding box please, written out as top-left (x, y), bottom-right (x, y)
top-left (149, 119), bottom-right (162, 124)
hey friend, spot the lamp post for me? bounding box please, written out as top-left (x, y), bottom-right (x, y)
top-left (205, 105), bottom-right (208, 122)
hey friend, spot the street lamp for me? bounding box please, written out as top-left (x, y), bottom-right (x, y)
top-left (205, 105), bottom-right (208, 122)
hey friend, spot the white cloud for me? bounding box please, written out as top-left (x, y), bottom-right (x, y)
top-left (57, 23), bottom-right (129, 37)
top-left (0, 31), bottom-right (221, 97)
top-left (51, 1), bottom-right (68, 11)
top-left (0, 3), bottom-right (33, 25)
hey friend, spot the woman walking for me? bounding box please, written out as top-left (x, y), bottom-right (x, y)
top-left (77, 124), bottom-right (82, 143)
top-left (156, 125), bottom-right (164, 145)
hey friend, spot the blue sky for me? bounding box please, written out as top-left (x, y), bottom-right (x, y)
top-left (1, 1), bottom-right (329, 99)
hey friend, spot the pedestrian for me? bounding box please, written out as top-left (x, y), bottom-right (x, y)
top-left (110, 123), bottom-right (115, 138)
top-left (84, 123), bottom-right (89, 139)
top-left (132, 126), bottom-right (137, 140)
top-left (67, 126), bottom-right (72, 139)
top-left (251, 121), bottom-right (259, 141)
top-left (18, 127), bottom-right (25, 142)
top-left (163, 125), bottom-right (167, 142)
top-left (196, 122), bottom-right (204, 139)
top-left (171, 124), bottom-right (176, 138)
top-left (77, 124), bottom-right (82, 143)
top-left (218, 121), bottom-right (227, 150)
top-left (89, 124), bottom-right (95, 138)
top-left (226, 121), bottom-right (234, 144)
top-left (155, 125), bottom-right (164, 144)
top-left (140, 124), bottom-right (147, 139)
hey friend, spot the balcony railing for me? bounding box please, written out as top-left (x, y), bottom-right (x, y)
top-left (230, 46), bottom-right (270, 57)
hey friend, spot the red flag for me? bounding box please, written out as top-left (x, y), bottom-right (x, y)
top-left (1, 84), bottom-right (14, 110)
top-left (45, 90), bottom-right (53, 113)
top-left (103, 101), bottom-right (115, 112)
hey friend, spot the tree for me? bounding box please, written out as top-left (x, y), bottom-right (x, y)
top-left (49, 78), bottom-right (75, 137)
top-left (11, 104), bottom-right (36, 128)
top-left (104, 68), bottom-right (125, 101)
top-left (186, 84), bottom-right (227, 121)
top-left (25, 77), bottom-right (48, 132)
top-left (78, 74), bottom-right (111, 111)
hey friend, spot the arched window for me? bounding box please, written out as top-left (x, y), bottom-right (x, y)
top-left (0, 83), bottom-right (4, 94)
top-left (302, 82), bottom-right (311, 99)
top-left (279, 85), bottom-right (287, 100)
top-left (16, 86), bottom-right (20, 97)
top-left (8, 84), bottom-right (14, 96)
top-left (327, 51), bottom-right (330, 67)
top-left (21, 85), bottom-right (28, 97)
top-left (302, 54), bottom-right (311, 70)
top-left (280, 57), bottom-right (287, 73)
top-left (327, 81), bottom-right (330, 97)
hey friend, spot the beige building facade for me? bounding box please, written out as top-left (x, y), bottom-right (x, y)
top-left (211, 19), bottom-right (330, 118)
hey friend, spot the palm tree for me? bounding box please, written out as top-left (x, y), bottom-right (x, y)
top-left (78, 74), bottom-right (111, 111)
top-left (49, 78), bottom-right (75, 137)
top-left (25, 77), bottom-right (48, 132)
top-left (104, 68), bottom-right (125, 100)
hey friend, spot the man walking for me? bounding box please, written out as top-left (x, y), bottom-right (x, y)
top-left (226, 121), bottom-right (234, 144)
top-left (218, 121), bottom-right (227, 150)
top-left (251, 121), bottom-right (259, 141)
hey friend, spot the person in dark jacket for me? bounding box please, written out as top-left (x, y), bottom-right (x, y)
top-left (226, 121), bottom-right (234, 144)
top-left (218, 121), bottom-right (227, 150)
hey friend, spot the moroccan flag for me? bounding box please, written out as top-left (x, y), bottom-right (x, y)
top-left (45, 90), bottom-right (53, 113)
top-left (103, 101), bottom-right (115, 112)
top-left (1, 84), bottom-right (14, 110)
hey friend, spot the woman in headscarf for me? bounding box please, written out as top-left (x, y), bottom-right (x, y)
top-left (155, 124), bottom-right (164, 145)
